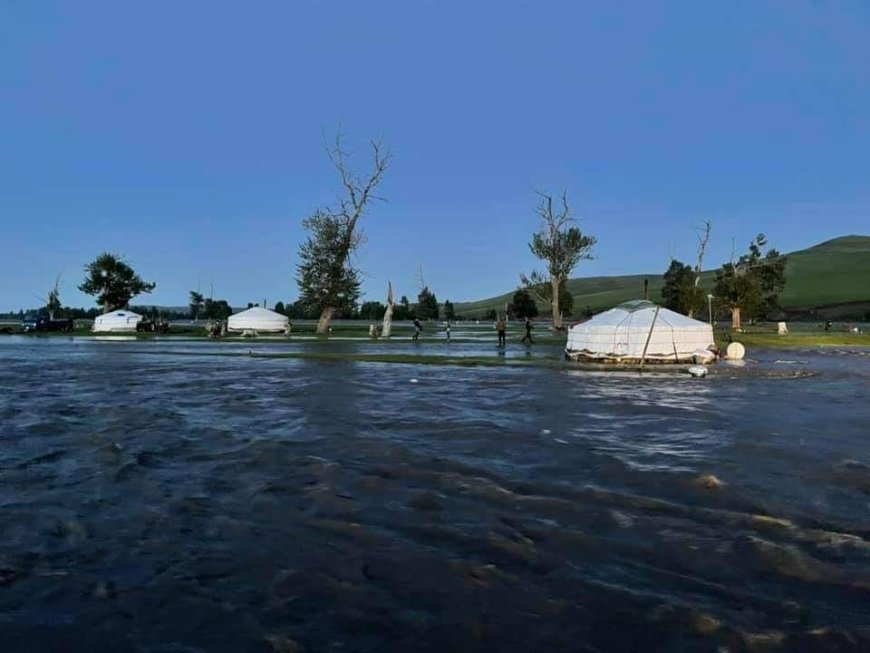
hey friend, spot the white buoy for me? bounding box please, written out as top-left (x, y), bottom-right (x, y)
top-left (688, 365), bottom-right (708, 378)
top-left (725, 342), bottom-right (745, 360)
top-left (409, 378), bottom-right (419, 384)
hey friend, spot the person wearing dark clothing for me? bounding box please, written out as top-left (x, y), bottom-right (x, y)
top-left (413, 318), bottom-right (422, 341)
top-left (495, 317), bottom-right (506, 347)
top-left (522, 317), bottom-right (534, 344)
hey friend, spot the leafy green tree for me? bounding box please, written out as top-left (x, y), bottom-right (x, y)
top-left (394, 295), bottom-right (411, 321)
top-left (273, 301), bottom-right (286, 315)
top-left (520, 191), bottom-right (596, 329)
top-left (661, 260), bottom-right (703, 315)
top-left (204, 298), bottom-right (233, 320)
top-left (79, 253), bottom-right (156, 313)
top-left (416, 287), bottom-right (439, 320)
top-left (189, 291), bottom-right (204, 320)
top-left (284, 301), bottom-right (305, 319)
top-left (443, 300), bottom-right (455, 321)
top-left (510, 289), bottom-right (539, 319)
top-left (296, 209), bottom-right (362, 323)
top-left (713, 234), bottom-right (787, 330)
top-left (559, 285), bottom-right (574, 317)
top-left (483, 308), bottom-right (497, 321)
top-left (296, 132), bottom-right (390, 334)
top-left (359, 301), bottom-right (386, 320)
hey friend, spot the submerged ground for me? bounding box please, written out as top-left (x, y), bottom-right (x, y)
top-left (1, 335), bottom-right (869, 652)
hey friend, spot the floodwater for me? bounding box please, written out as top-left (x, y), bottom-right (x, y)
top-left (1, 337), bottom-right (869, 652)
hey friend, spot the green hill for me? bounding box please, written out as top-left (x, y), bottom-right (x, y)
top-left (456, 235), bottom-right (870, 318)
top-left (776, 235), bottom-right (870, 308)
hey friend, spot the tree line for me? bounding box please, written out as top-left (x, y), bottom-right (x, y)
top-left (661, 231), bottom-right (787, 329)
top-left (23, 130), bottom-right (788, 331)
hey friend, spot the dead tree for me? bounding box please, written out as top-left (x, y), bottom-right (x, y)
top-left (381, 281), bottom-right (395, 337)
top-left (688, 220), bottom-right (712, 318)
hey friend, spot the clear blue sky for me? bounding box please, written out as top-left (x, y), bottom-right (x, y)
top-left (2, 0), bottom-right (868, 312)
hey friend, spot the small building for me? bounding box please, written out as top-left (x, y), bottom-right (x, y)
top-left (565, 300), bottom-right (715, 363)
top-left (226, 307), bottom-right (289, 334)
top-left (92, 310), bottom-right (143, 333)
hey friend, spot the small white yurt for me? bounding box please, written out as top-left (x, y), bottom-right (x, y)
top-left (226, 307), bottom-right (288, 333)
top-left (92, 310), bottom-right (143, 333)
top-left (566, 300), bottom-right (715, 363)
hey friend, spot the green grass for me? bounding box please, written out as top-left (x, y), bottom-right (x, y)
top-left (776, 236), bottom-right (870, 307)
top-left (719, 330), bottom-right (870, 349)
top-left (457, 235), bottom-right (870, 317)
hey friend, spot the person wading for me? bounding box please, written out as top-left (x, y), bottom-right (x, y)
top-left (413, 318), bottom-right (422, 341)
top-left (495, 316), bottom-right (506, 348)
top-left (522, 317), bottom-right (534, 344)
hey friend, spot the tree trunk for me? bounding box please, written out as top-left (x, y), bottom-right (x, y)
top-left (381, 281), bottom-right (394, 337)
top-left (316, 306), bottom-right (335, 334)
top-left (731, 306), bottom-right (742, 331)
top-left (689, 221), bottom-right (712, 320)
top-left (551, 278), bottom-right (562, 329)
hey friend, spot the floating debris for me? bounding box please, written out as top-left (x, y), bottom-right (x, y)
top-left (694, 474), bottom-right (725, 490)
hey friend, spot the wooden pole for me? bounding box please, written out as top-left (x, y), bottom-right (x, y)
top-left (638, 306), bottom-right (661, 372)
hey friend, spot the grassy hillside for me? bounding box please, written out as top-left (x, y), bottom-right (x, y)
top-left (456, 235), bottom-right (870, 317)
top-left (776, 235), bottom-right (870, 307)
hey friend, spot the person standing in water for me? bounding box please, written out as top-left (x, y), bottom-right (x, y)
top-left (495, 316), bottom-right (506, 347)
top-left (522, 317), bottom-right (534, 344)
top-left (413, 318), bottom-right (422, 341)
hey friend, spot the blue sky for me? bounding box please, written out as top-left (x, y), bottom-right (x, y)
top-left (2, 0), bottom-right (868, 312)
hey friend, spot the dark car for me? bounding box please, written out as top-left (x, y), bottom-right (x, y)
top-left (24, 317), bottom-right (74, 333)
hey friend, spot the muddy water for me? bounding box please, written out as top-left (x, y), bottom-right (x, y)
top-left (1, 338), bottom-right (869, 652)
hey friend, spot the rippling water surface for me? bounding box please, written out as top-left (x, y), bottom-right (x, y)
top-left (1, 337), bottom-right (869, 652)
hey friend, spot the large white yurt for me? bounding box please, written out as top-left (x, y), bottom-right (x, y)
top-left (565, 300), bottom-right (715, 363)
top-left (226, 307), bottom-right (289, 333)
top-left (92, 310), bottom-right (143, 333)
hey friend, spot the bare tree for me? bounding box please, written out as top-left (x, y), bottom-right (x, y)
top-left (36, 274), bottom-right (63, 320)
top-left (297, 130), bottom-right (391, 334)
top-left (688, 221), bottom-right (712, 318)
top-left (520, 190), bottom-right (597, 329)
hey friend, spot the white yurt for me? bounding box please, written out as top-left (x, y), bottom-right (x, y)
top-left (226, 307), bottom-right (289, 333)
top-left (565, 300), bottom-right (715, 363)
top-left (92, 310), bottom-right (143, 333)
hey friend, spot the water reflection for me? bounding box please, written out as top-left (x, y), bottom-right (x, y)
top-left (560, 371), bottom-right (723, 471)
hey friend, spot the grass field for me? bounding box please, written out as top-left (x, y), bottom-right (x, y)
top-left (456, 235), bottom-right (870, 317)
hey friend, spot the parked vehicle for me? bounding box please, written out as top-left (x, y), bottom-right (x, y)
top-left (24, 317), bottom-right (74, 333)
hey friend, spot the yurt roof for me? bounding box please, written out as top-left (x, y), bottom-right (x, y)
top-left (575, 301), bottom-right (710, 331)
top-left (97, 310), bottom-right (142, 320)
top-left (227, 307), bottom-right (287, 322)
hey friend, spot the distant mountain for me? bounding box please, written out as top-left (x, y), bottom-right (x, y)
top-left (456, 235), bottom-right (870, 319)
